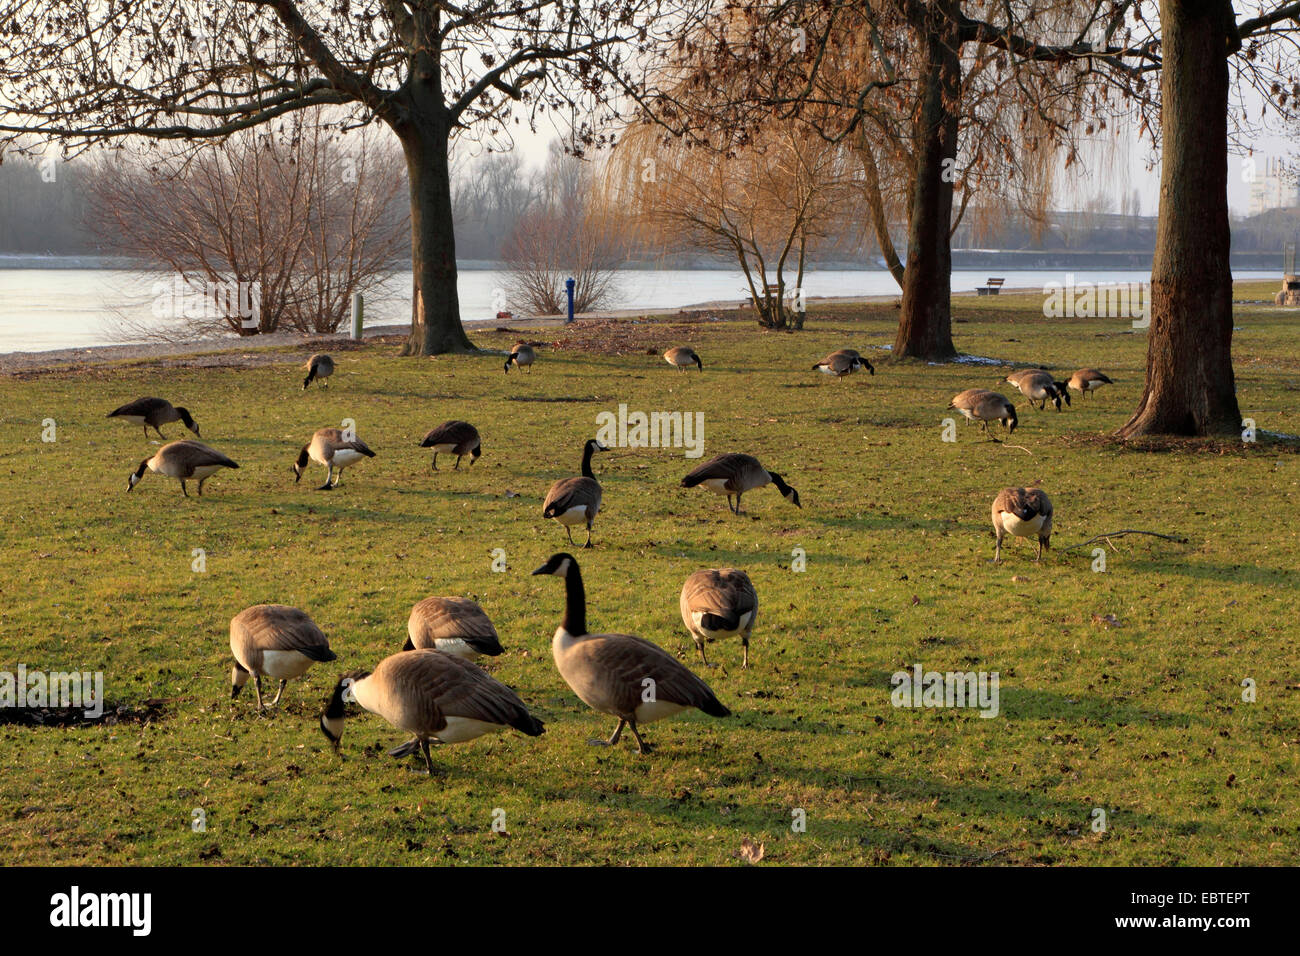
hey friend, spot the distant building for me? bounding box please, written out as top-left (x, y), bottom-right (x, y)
top-left (1249, 158), bottom-right (1300, 217)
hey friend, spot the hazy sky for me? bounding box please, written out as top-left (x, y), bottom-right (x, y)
top-left (496, 67), bottom-right (1297, 221)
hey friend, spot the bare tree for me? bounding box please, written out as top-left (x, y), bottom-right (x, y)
top-left (87, 114), bottom-right (404, 336)
top-left (607, 119), bottom-right (857, 329)
top-left (0, 0), bottom-right (713, 355)
top-left (503, 147), bottom-right (626, 316)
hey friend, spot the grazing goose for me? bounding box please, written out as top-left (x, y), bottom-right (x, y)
top-left (504, 344), bottom-right (536, 374)
top-left (107, 397), bottom-right (200, 440)
top-left (948, 389), bottom-right (1018, 437)
top-left (991, 487), bottom-right (1054, 562)
top-left (1068, 368), bottom-right (1114, 399)
top-left (664, 346), bottom-right (703, 371)
top-left (293, 427), bottom-right (376, 490)
top-left (680, 569), bottom-right (758, 668)
top-left (318, 649), bottom-right (544, 775)
top-left (302, 353), bottom-right (334, 390)
top-left (419, 420), bottom-right (481, 470)
top-left (404, 596), bottom-right (504, 660)
top-left (532, 553), bottom-right (729, 754)
top-left (1002, 368), bottom-right (1048, 388)
top-left (813, 349), bottom-right (874, 380)
top-left (681, 453), bottom-right (800, 515)
top-left (127, 440), bottom-right (239, 496)
top-left (230, 604), bottom-right (337, 711)
top-left (1009, 369), bottom-right (1070, 411)
top-left (542, 439), bottom-right (608, 548)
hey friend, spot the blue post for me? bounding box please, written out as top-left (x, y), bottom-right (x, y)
top-left (566, 277), bottom-right (575, 324)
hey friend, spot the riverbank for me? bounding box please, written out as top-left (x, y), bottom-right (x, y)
top-left (1, 279), bottom-right (1288, 375)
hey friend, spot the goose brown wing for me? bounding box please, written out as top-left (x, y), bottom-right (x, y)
top-left (573, 634), bottom-right (729, 717)
top-left (233, 605), bottom-right (335, 661)
top-left (410, 598), bottom-right (503, 655)
top-left (168, 440), bottom-right (239, 471)
top-left (543, 476), bottom-right (600, 516)
top-left (393, 650), bottom-right (542, 734)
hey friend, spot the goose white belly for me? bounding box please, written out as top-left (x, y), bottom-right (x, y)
top-left (815, 364), bottom-right (838, 376)
top-left (634, 698), bottom-right (686, 724)
top-left (117, 414), bottom-right (148, 426)
top-left (331, 448), bottom-right (366, 468)
top-left (1001, 512), bottom-right (1046, 537)
top-left (428, 442), bottom-right (458, 454)
top-left (554, 504), bottom-right (591, 526)
top-left (700, 478), bottom-right (733, 494)
top-left (259, 649), bottom-right (316, 680)
top-left (956, 407), bottom-right (979, 422)
top-left (691, 609), bottom-right (753, 639)
top-left (433, 637), bottom-right (477, 660)
top-left (433, 715), bottom-right (503, 744)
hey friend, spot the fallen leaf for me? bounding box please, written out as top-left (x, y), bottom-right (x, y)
top-left (739, 837), bottom-right (765, 864)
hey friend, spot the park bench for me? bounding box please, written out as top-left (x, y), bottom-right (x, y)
top-left (976, 277), bottom-right (1005, 296)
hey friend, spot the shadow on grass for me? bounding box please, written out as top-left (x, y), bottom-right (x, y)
top-left (833, 669), bottom-right (1196, 728)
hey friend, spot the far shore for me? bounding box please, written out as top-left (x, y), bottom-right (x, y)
top-left (1, 280), bottom-right (1283, 374)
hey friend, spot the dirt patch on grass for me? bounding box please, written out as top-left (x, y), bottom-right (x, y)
top-left (544, 311), bottom-right (736, 356)
top-left (0, 699), bottom-right (169, 728)
top-left (1058, 431), bottom-right (1300, 455)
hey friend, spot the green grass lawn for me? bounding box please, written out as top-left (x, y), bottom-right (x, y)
top-left (2, 284), bottom-right (1298, 865)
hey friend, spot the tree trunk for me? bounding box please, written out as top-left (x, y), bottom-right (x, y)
top-left (857, 133), bottom-right (906, 289)
top-left (892, 2), bottom-right (960, 361)
top-left (1117, 0), bottom-right (1240, 437)
top-left (397, 118), bottom-right (474, 356)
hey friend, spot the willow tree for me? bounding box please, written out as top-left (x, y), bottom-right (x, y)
top-left (625, 0), bottom-right (1096, 361)
top-left (0, 0), bottom-right (707, 355)
top-left (607, 119), bottom-right (858, 328)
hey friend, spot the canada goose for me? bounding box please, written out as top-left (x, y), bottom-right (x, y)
top-left (680, 568), bottom-right (758, 668)
top-left (318, 649), bottom-right (544, 775)
top-left (1002, 368), bottom-right (1048, 388)
top-left (230, 604), bottom-right (337, 711)
top-left (532, 552), bottom-right (729, 754)
top-left (664, 346), bottom-right (703, 371)
top-left (542, 438), bottom-right (608, 548)
top-left (404, 596), bottom-right (504, 660)
top-left (107, 397), bottom-right (200, 440)
top-left (813, 349), bottom-right (874, 380)
top-left (302, 353), bottom-right (334, 390)
top-left (126, 440), bottom-right (239, 496)
top-left (293, 427), bottom-right (376, 490)
top-left (504, 344), bottom-right (536, 374)
top-left (681, 453), bottom-right (800, 514)
top-left (948, 389), bottom-right (1018, 438)
top-left (1009, 370), bottom-right (1070, 411)
top-left (991, 487), bottom-right (1054, 562)
top-left (1068, 368), bottom-right (1114, 399)
top-left (419, 420), bottom-right (481, 470)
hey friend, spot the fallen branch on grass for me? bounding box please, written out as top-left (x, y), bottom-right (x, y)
top-left (1060, 530), bottom-right (1189, 553)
